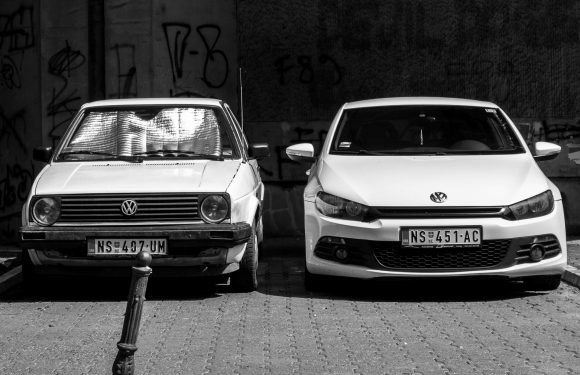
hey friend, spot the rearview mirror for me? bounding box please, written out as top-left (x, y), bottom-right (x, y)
top-left (33, 146), bottom-right (53, 163)
top-left (534, 141), bottom-right (561, 161)
top-left (286, 143), bottom-right (315, 163)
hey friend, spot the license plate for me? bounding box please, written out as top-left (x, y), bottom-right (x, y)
top-left (401, 228), bottom-right (481, 248)
top-left (88, 238), bottom-right (167, 256)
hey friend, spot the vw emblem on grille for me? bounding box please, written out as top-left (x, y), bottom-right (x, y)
top-left (430, 192), bottom-right (447, 203)
top-left (120, 200), bottom-right (138, 216)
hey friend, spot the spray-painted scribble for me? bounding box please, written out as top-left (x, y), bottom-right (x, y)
top-left (274, 54), bottom-right (342, 85)
top-left (0, 55), bottom-right (21, 89)
top-left (46, 40), bottom-right (86, 143)
top-left (163, 22), bottom-right (229, 94)
top-left (0, 5), bottom-right (34, 52)
top-left (110, 43), bottom-right (137, 98)
top-left (0, 106), bottom-right (26, 152)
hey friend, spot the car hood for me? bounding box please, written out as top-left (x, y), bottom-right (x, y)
top-left (318, 154), bottom-right (550, 207)
top-left (34, 160), bottom-right (242, 195)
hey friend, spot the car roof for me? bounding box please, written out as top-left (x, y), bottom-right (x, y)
top-left (343, 97), bottom-right (499, 109)
top-left (81, 97), bottom-right (224, 109)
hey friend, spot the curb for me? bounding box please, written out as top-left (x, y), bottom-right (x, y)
top-left (563, 265), bottom-right (580, 289)
top-left (0, 266), bottom-right (22, 295)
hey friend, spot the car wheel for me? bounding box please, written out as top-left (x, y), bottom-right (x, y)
top-left (257, 217), bottom-right (264, 261)
top-left (304, 263), bottom-right (327, 291)
top-left (230, 224), bottom-right (258, 292)
top-left (523, 275), bottom-right (562, 291)
top-left (21, 249), bottom-right (40, 291)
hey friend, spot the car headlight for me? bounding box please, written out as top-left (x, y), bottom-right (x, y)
top-left (506, 190), bottom-right (554, 220)
top-left (315, 192), bottom-right (369, 220)
top-left (200, 195), bottom-right (229, 223)
top-left (32, 197), bottom-right (61, 226)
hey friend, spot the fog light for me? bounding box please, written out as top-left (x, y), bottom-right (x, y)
top-left (321, 236), bottom-right (346, 245)
top-left (335, 247), bottom-right (348, 260)
top-left (529, 244), bottom-right (545, 262)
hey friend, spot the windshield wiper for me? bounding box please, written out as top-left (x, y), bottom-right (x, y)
top-left (59, 150), bottom-right (116, 157)
top-left (58, 150), bottom-right (143, 163)
top-left (134, 149), bottom-right (223, 160)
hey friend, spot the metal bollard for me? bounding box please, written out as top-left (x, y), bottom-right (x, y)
top-left (112, 251), bottom-right (153, 375)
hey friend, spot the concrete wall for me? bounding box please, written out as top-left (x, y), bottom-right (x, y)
top-left (0, 1), bottom-right (40, 242)
top-left (239, 0), bottom-right (580, 121)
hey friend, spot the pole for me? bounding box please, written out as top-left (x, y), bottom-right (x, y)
top-left (112, 251), bottom-right (152, 375)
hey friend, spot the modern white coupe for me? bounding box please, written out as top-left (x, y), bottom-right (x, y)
top-left (287, 97), bottom-right (567, 291)
top-left (20, 98), bottom-right (269, 291)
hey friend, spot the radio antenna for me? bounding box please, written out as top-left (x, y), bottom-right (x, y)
top-left (239, 67), bottom-right (244, 129)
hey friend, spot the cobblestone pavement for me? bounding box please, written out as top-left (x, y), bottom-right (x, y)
top-left (1, 253), bottom-right (579, 375)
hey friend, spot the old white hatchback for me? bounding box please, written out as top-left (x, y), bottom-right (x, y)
top-left (20, 98), bottom-right (269, 291)
top-left (287, 97), bottom-right (567, 291)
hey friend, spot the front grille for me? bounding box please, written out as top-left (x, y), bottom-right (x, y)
top-left (372, 240), bottom-right (511, 271)
top-left (58, 194), bottom-right (199, 223)
top-left (369, 206), bottom-right (506, 219)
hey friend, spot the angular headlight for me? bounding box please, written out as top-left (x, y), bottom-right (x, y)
top-left (315, 192), bottom-right (369, 220)
top-left (506, 190), bottom-right (554, 220)
top-left (32, 197), bottom-right (61, 226)
top-left (200, 195), bottom-right (229, 223)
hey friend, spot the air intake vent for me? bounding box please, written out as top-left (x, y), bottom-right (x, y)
top-left (372, 240), bottom-right (511, 270)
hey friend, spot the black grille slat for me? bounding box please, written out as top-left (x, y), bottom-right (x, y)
top-left (58, 194), bottom-right (200, 223)
top-left (371, 207), bottom-right (505, 219)
top-left (372, 240), bottom-right (511, 270)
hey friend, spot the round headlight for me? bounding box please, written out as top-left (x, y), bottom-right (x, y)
top-left (32, 197), bottom-right (61, 226)
top-left (200, 195), bottom-right (228, 223)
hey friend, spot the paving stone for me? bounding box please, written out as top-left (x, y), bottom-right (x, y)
top-left (0, 255), bottom-right (580, 374)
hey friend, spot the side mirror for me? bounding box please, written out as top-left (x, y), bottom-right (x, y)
top-left (33, 146), bottom-right (53, 163)
top-left (286, 143), bottom-right (315, 163)
top-left (248, 143), bottom-right (270, 160)
top-left (534, 141), bottom-right (561, 161)
top-left (516, 123), bottom-right (531, 144)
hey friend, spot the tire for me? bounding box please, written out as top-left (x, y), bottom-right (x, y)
top-left (21, 249), bottom-right (40, 291)
top-left (523, 275), bottom-right (562, 291)
top-left (257, 217), bottom-right (264, 261)
top-left (230, 223), bottom-right (258, 292)
top-left (304, 263), bottom-right (327, 291)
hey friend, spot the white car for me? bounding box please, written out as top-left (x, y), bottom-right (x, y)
top-left (287, 97), bottom-right (567, 291)
top-left (20, 98), bottom-right (269, 291)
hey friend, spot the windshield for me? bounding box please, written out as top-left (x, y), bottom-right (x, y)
top-left (56, 106), bottom-right (238, 161)
top-left (330, 105), bottom-right (524, 155)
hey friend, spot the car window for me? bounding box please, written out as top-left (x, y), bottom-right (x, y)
top-left (331, 105), bottom-right (525, 155)
top-left (57, 106), bottom-right (239, 161)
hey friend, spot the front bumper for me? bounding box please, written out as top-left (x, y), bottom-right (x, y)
top-left (20, 222), bottom-right (252, 275)
top-left (305, 200), bottom-right (568, 279)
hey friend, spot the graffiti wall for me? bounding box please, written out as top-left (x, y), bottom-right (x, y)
top-left (40, 0), bottom-right (89, 147)
top-left (0, 1), bottom-right (40, 244)
top-left (105, 0), bottom-right (237, 105)
top-left (239, 0), bottom-right (580, 122)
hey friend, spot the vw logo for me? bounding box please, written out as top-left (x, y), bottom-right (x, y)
top-left (120, 200), bottom-right (138, 216)
top-left (430, 192), bottom-right (447, 203)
